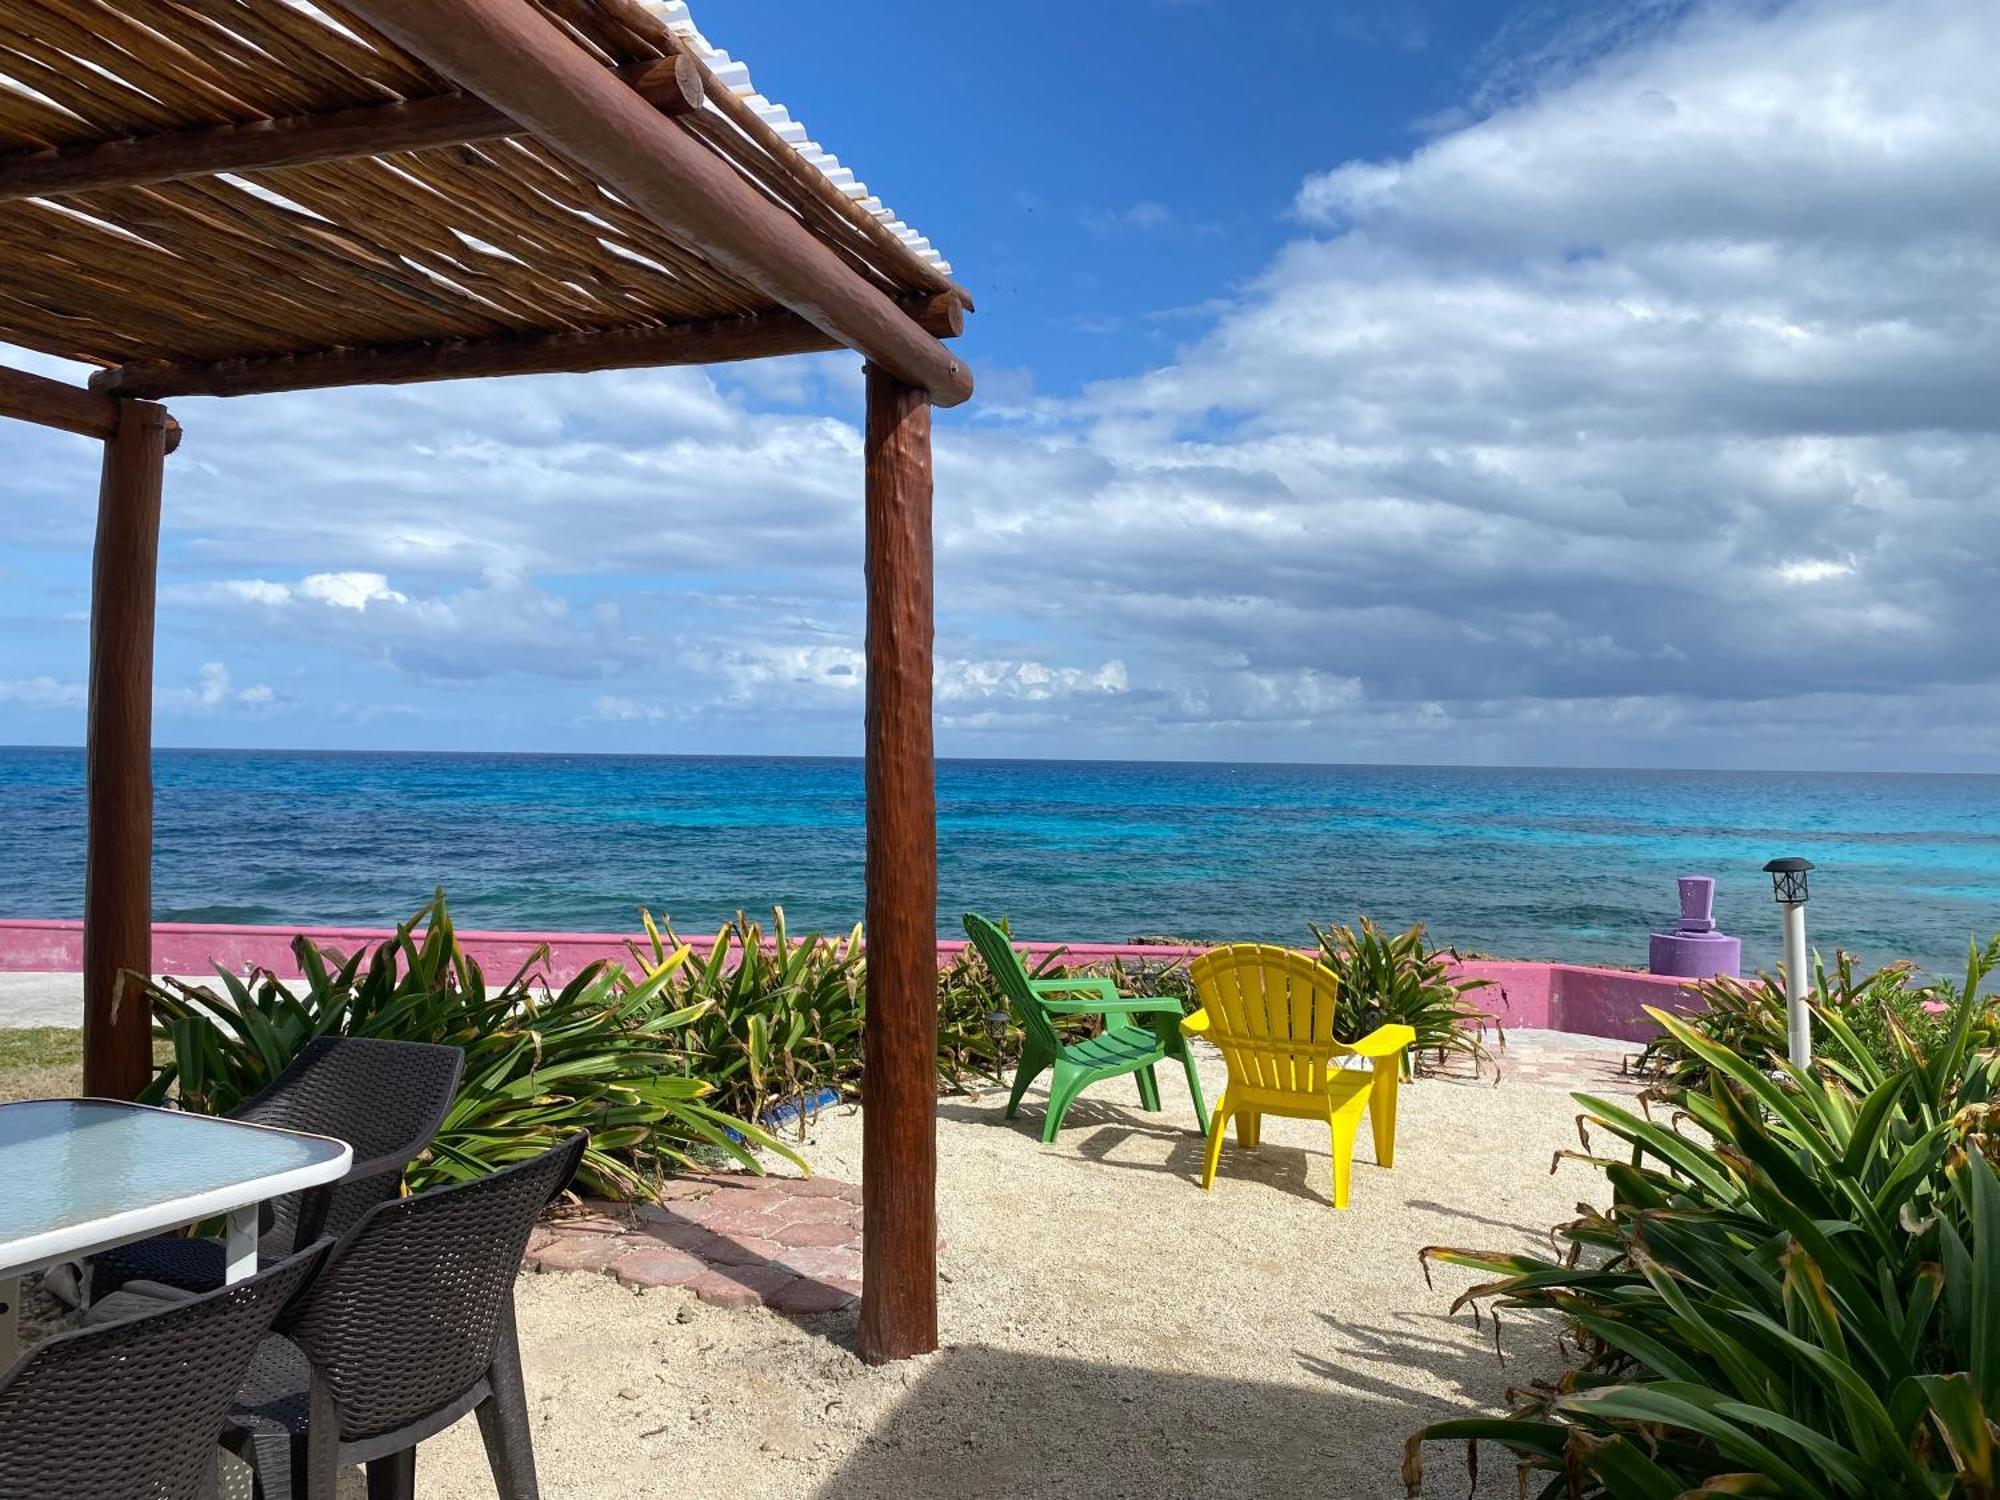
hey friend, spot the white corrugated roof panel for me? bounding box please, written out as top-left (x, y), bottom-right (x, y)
top-left (649, 1), bottom-right (954, 277)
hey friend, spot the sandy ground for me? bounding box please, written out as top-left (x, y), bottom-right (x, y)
top-left (402, 1041), bottom-right (1623, 1500)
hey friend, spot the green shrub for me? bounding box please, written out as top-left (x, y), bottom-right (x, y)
top-left (628, 907), bottom-right (867, 1126)
top-left (141, 894), bottom-right (794, 1198)
top-left (1408, 941), bottom-right (2000, 1499)
top-left (1310, 917), bottom-right (1497, 1077)
top-left (1095, 950), bottom-right (1199, 1012)
top-left (627, 907), bottom-right (1090, 1123)
top-left (934, 930), bottom-right (1043, 1089)
top-left (1638, 938), bottom-right (2000, 1088)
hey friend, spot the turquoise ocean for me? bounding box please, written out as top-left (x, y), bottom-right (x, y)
top-left (0, 747), bottom-right (1995, 977)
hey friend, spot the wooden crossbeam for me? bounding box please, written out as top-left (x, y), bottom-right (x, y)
top-left (92, 296), bottom-right (965, 400)
top-left (0, 56), bottom-right (703, 202)
top-left (0, 364), bottom-right (179, 451)
top-left (338, 0), bottom-right (972, 406)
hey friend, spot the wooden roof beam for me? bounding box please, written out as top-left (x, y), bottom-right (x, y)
top-left (0, 364), bottom-right (179, 451)
top-left (0, 56), bottom-right (704, 203)
top-left (336, 0), bottom-right (972, 407)
top-left (92, 296), bottom-right (964, 400)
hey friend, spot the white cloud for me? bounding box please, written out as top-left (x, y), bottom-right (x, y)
top-left (578, 647), bottom-right (1136, 738)
top-left (1773, 557), bottom-right (1854, 584)
top-left (938, 658), bottom-right (1128, 706)
top-left (202, 574), bottom-right (407, 610)
top-left (171, 570), bottom-right (640, 684)
top-left (0, 676), bottom-right (84, 708)
top-left (156, 376), bottom-right (866, 582)
top-left (1083, 200), bottom-right (1178, 235)
top-left (156, 662), bottom-right (276, 714)
top-left (699, 644), bottom-right (865, 706)
top-left (196, 662), bottom-right (230, 707)
top-left (299, 572), bottom-right (407, 609)
top-left (591, 695), bottom-right (666, 723)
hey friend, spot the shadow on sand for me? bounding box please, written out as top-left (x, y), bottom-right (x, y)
top-left (878, 1088), bottom-right (1560, 1495)
top-left (935, 1089), bottom-right (1370, 1208)
top-left (797, 1334), bottom-right (1528, 1500)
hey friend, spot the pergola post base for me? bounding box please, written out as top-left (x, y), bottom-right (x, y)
top-left (858, 365), bottom-right (939, 1363)
top-left (81, 399), bottom-right (170, 1100)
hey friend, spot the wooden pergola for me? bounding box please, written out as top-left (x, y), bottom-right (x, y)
top-left (0, 0), bottom-right (967, 1363)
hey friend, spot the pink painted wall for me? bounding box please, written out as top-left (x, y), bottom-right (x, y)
top-left (1448, 958), bottom-right (1704, 1042)
top-left (0, 917), bottom-right (637, 983)
top-left (0, 919), bottom-right (1207, 982)
top-left (0, 919), bottom-right (1704, 1041)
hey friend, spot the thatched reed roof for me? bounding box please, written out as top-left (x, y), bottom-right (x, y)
top-left (0, 0), bottom-right (967, 399)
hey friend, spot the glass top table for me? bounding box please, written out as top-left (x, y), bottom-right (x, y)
top-left (0, 1098), bottom-right (351, 1359)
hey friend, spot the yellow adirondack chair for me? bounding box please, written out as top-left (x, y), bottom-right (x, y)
top-left (1183, 944), bottom-right (1415, 1209)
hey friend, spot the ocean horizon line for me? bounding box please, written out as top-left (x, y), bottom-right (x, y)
top-left (2, 742), bottom-right (1996, 783)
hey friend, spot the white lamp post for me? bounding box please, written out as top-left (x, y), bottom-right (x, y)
top-left (1764, 857), bottom-right (1815, 1068)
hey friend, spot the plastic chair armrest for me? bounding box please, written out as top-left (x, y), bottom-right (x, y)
top-left (290, 1147), bottom-right (413, 1244)
top-left (344, 1145), bottom-right (421, 1187)
top-left (1180, 1008), bottom-right (1212, 1037)
top-left (1030, 977), bottom-right (1121, 1003)
top-left (1347, 1023), bottom-right (1418, 1058)
top-left (1038, 994), bottom-right (1182, 1018)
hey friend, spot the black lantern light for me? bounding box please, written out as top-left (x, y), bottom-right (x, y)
top-left (1763, 856), bottom-right (1813, 906)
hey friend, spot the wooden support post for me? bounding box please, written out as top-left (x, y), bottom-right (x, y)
top-left (81, 399), bottom-right (170, 1100)
top-left (859, 365), bottom-right (938, 1363)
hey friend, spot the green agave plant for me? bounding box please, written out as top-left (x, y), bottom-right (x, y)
top-left (935, 933), bottom-right (1034, 1090)
top-left (1408, 939), bottom-right (2000, 1500)
top-left (630, 909), bottom-right (1138, 1118)
top-left (629, 906), bottom-right (867, 1126)
top-left (1310, 917), bottom-right (1497, 1078)
top-left (140, 893), bottom-right (797, 1198)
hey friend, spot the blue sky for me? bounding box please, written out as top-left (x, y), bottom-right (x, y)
top-left (3, 0), bottom-right (1998, 769)
top-left (747, 0), bottom-right (1510, 389)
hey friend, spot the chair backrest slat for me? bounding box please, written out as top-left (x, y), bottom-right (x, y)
top-left (1190, 944), bottom-right (1350, 1099)
top-left (962, 913), bottom-right (1061, 1056)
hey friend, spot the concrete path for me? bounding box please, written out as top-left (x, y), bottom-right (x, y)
top-left (0, 972), bottom-right (220, 1029)
top-left (0, 973), bottom-right (83, 1027)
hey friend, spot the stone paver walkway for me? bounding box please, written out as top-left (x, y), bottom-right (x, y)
top-left (1426, 1027), bottom-right (1652, 1094)
top-left (525, 1173), bottom-right (870, 1315)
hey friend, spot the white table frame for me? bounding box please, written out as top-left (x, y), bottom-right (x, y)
top-left (0, 1098), bottom-right (351, 1364)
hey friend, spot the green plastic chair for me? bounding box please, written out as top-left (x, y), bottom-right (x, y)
top-left (963, 912), bottom-right (1210, 1143)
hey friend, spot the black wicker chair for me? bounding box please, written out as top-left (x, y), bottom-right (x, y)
top-left (226, 1132), bottom-right (586, 1500)
top-left (0, 1243), bottom-right (326, 1500)
top-left (93, 1036), bottom-right (464, 1298)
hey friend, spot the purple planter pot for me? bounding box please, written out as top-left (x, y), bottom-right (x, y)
top-left (1648, 874), bottom-right (1741, 980)
top-left (1648, 929), bottom-right (1742, 981)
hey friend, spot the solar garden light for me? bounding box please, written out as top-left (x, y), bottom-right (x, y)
top-left (1764, 857), bottom-right (1815, 1068)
